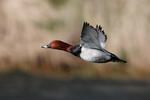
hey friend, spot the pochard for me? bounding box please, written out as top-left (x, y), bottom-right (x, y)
top-left (41, 22), bottom-right (127, 63)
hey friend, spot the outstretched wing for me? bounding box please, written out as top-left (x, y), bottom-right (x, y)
top-left (80, 22), bottom-right (107, 49)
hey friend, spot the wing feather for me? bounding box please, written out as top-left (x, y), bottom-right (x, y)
top-left (80, 22), bottom-right (107, 49)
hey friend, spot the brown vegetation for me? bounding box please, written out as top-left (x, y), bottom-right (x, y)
top-left (0, 0), bottom-right (150, 79)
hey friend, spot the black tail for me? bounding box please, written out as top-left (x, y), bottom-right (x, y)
top-left (115, 58), bottom-right (127, 63)
top-left (111, 54), bottom-right (127, 63)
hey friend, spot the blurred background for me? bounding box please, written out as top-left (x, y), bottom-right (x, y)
top-left (0, 0), bottom-right (150, 100)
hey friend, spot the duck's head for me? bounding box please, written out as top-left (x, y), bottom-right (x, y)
top-left (41, 40), bottom-right (73, 52)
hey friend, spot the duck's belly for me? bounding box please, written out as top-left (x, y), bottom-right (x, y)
top-left (80, 47), bottom-right (110, 63)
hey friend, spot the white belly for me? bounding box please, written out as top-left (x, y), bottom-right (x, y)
top-left (80, 47), bottom-right (110, 62)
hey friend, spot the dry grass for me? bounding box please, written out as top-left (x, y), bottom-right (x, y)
top-left (0, 0), bottom-right (150, 79)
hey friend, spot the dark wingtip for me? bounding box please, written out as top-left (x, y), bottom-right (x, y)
top-left (83, 22), bottom-right (89, 28)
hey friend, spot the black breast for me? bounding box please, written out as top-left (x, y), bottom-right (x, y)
top-left (70, 45), bottom-right (81, 57)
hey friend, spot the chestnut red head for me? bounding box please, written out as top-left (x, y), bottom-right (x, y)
top-left (41, 40), bottom-right (73, 52)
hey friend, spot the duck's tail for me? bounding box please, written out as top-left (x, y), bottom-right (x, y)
top-left (111, 54), bottom-right (127, 63)
top-left (115, 58), bottom-right (127, 63)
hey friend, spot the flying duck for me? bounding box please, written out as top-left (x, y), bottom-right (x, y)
top-left (41, 22), bottom-right (127, 63)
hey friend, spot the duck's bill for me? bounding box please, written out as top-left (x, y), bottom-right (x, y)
top-left (41, 44), bottom-right (51, 48)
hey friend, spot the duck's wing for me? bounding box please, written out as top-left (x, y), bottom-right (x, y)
top-left (80, 22), bottom-right (107, 49)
